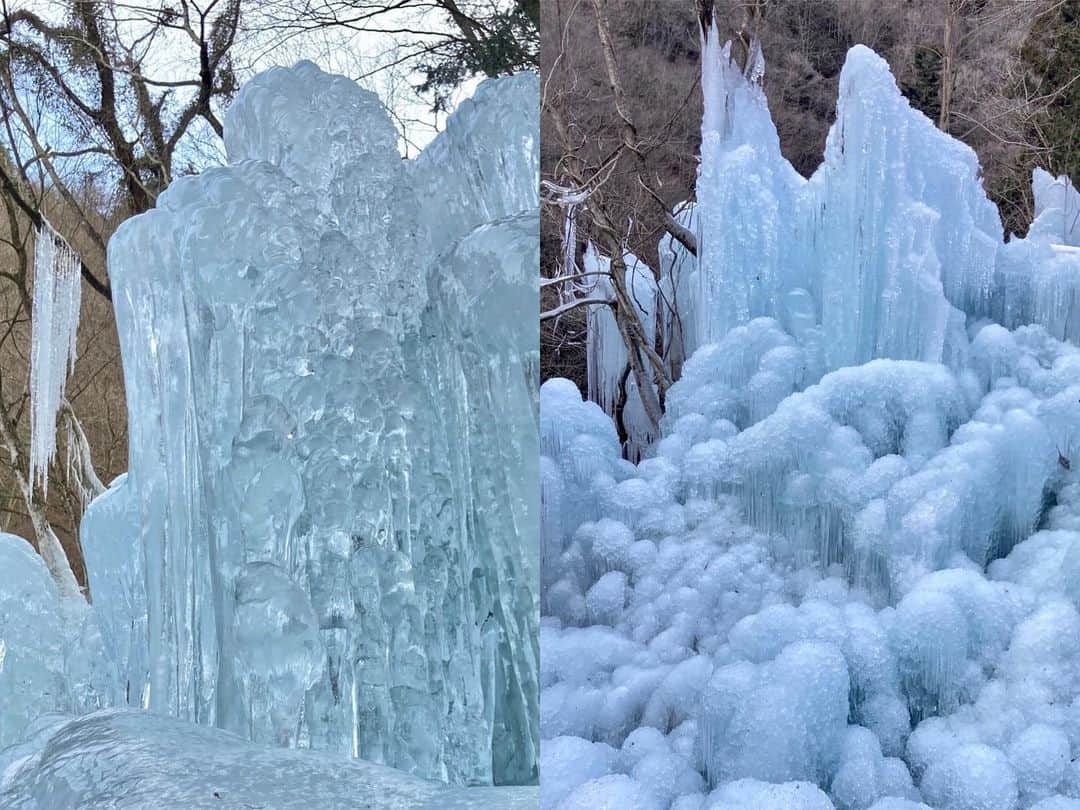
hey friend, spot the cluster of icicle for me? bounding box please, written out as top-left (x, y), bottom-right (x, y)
top-left (29, 222), bottom-right (81, 496)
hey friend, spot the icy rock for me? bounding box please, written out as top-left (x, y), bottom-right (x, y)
top-left (999, 600), bottom-right (1080, 702)
top-left (540, 378), bottom-right (623, 569)
top-left (829, 726), bottom-right (917, 810)
top-left (702, 640), bottom-right (850, 786)
top-left (539, 736), bottom-right (617, 810)
top-left (82, 62), bottom-right (539, 784)
top-left (664, 318), bottom-right (810, 432)
top-left (704, 778), bottom-right (836, 810)
top-left (1007, 723), bottom-right (1071, 804)
top-left (641, 655), bottom-right (714, 733)
top-left (587, 519), bottom-right (636, 575)
top-left (1030, 799), bottom-right (1080, 810)
top-left (919, 742), bottom-right (1019, 810)
top-left (585, 571), bottom-right (628, 626)
top-left (555, 773), bottom-right (665, 810)
top-left (0, 709), bottom-right (537, 809)
top-left (631, 750), bottom-right (707, 806)
top-left (889, 570), bottom-right (1015, 720)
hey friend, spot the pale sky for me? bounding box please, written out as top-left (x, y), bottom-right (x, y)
top-left (20, 0), bottom-right (482, 169)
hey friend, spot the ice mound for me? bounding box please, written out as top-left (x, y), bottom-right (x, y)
top-left (0, 709), bottom-right (537, 809)
top-left (0, 534), bottom-right (108, 748)
top-left (28, 60), bottom-right (542, 787)
top-left (541, 23), bottom-right (1080, 810)
top-left (702, 640), bottom-right (850, 785)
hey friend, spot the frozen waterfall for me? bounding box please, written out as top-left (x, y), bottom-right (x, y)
top-left (543, 22), bottom-right (1080, 810)
top-left (89, 61), bottom-right (539, 785)
top-left (1, 60), bottom-right (539, 803)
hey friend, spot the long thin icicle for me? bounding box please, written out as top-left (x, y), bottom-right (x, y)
top-left (30, 221), bottom-right (82, 497)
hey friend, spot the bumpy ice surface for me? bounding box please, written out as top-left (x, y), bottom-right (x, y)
top-left (542, 32), bottom-right (1080, 810)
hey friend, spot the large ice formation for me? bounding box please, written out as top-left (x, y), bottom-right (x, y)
top-left (543, 24), bottom-right (1080, 810)
top-left (1, 60), bottom-right (539, 798)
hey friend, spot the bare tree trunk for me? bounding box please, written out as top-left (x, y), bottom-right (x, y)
top-left (0, 398), bottom-right (80, 597)
top-left (61, 399), bottom-right (106, 503)
top-left (939, 1), bottom-right (956, 131)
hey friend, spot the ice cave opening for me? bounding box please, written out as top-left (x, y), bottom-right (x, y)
top-left (0, 61), bottom-right (539, 809)
top-left (541, 22), bottom-right (1080, 810)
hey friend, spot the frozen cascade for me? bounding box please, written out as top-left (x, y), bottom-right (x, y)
top-left (543, 25), bottom-right (1080, 810)
top-left (59, 61), bottom-right (539, 787)
top-left (695, 35), bottom-right (806, 348)
top-left (694, 40), bottom-right (1001, 371)
top-left (29, 222), bottom-right (82, 496)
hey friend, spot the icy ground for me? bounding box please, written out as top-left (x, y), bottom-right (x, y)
top-left (1, 58), bottom-right (538, 805)
top-left (541, 31), bottom-right (1080, 810)
top-left (0, 710), bottom-right (537, 809)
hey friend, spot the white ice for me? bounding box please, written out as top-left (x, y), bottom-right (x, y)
top-left (28, 223), bottom-right (81, 498)
top-left (543, 20), bottom-right (1080, 810)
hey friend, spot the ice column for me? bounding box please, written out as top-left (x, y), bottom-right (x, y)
top-left (81, 62), bottom-right (539, 786)
top-left (694, 28), bottom-right (1003, 372)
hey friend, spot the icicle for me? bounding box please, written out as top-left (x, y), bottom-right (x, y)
top-left (585, 244), bottom-right (624, 417)
top-left (29, 221), bottom-right (82, 497)
top-left (561, 202), bottom-right (578, 299)
top-left (744, 38), bottom-right (765, 85)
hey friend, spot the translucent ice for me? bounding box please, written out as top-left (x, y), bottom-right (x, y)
top-left (663, 29), bottom-right (1077, 385)
top-left (1030, 169), bottom-right (1080, 247)
top-left (77, 62), bottom-right (539, 785)
top-left (29, 224), bottom-right (81, 498)
top-left (0, 534), bottom-right (108, 747)
top-left (0, 533), bottom-right (78, 746)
